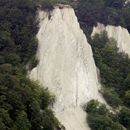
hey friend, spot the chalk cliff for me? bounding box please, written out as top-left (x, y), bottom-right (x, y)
top-left (30, 6), bottom-right (104, 130)
top-left (92, 23), bottom-right (130, 57)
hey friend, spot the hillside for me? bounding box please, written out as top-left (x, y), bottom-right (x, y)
top-left (0, 0), bottom-right (130, 130)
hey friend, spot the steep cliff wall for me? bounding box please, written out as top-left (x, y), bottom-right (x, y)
top-left (92, 23), bottom-right (130, 57)
top-left (30, 6), bottom-right (104, 130)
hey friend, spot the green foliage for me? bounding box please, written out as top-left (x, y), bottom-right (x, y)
top-left (40, 0), bottom-right (74, 10)
top-left (91, 31), bottom-right (109, 49)
top-left (101, 87), bottom-right (122, 108)
top-left (90, 32), bottom-right (130, 106)
top-left (85, 100), bottom-right (108, 115)
top-left (87, 31), bottom-right (130, 130)
top-left (85, 100), bottom-right (100, 113)
top-left (123, 90), bottom-right (130, 107)
top-left (40, 0), bottom-right (58, 10)
top-left (0, 109), bottom-right (13, 130)
top-left (0, 0), bottom-right (38, 64)
top-left (0, 72), bottom-right (59, 130)
top-left (40, 88), bottom-right (55, 109)
top-left (86, 100), bottom-right (124, 130)
top-left (14, 111), bottom-right (31, 130)
top-left (125, 73), bottom-right (130, 89)
top-left (0, 0), bottom-right (59, 130)
top-left (87, 114), bottom-right (124, 130)
top-left (77, 0), bottom-right (130, 32)
top-left (77, 0), bottom-right (105, 26)
top-left (28, 56), bottom-right (39, 70)
top-left (118, 107), bottom-right (130, 129)
top-left (77, 1), bottom-right (130, 129)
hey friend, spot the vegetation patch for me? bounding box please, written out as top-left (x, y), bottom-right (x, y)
top-left (85, 100), bottom-right (125, 130)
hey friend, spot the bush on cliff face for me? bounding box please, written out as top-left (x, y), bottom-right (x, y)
top-left (101, 87), bottom-right (122, 108)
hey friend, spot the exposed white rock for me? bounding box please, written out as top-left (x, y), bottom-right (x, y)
top-left (92, 23), bottom-right (130, 57)
top-left (30, 6), bottom-right (104, 130)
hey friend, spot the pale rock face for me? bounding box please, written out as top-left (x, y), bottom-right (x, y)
top-left (92, 23), bottom-right (130, 57)
top-left (30, 6), bottom-right (104, 130)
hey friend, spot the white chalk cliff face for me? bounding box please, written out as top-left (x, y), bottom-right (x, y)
top-left (30, 6), bottom-right (104, 130)
top-left (92, 23), bottom-right (130, 57)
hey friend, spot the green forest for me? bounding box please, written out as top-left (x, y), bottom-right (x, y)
top-left (0, 0), bottom-right (59, 130)
top-left (77, 0), bottom-right (130, 36)
top-left (0, 0), bottom-right (130, 130)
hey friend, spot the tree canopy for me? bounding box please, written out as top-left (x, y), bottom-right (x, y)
top-left (0, 0), bottom-right (59, 130)
top-left (77, 0), bottom-right (130, 32)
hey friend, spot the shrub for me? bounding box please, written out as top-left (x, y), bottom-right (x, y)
top-left (123, 90), bottom-right (130, 107)
top-left (28, 56), bottom-right (39, 70)
top-left (118, 107), bottom-right (130, 129)
top-left (101, 87), bottom-right (122, 108)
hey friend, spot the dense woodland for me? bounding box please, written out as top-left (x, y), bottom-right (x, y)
top-left (0, 0), bottom-right (130, 130)
top-left (0, 0), bottom-right (59, 130)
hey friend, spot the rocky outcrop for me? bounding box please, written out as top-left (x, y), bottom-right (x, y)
top-left (92, 23), bottom-right (130, 57)
top-left (30, 6), bottom-right (104, 130)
